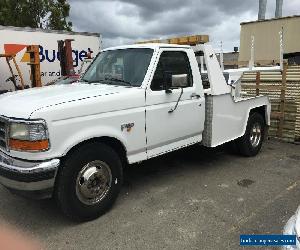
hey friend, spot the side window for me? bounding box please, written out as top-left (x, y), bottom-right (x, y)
top-left (195, 52), bottom-right (210, 89)
top-left (151, 51), bottom-right (193, 91)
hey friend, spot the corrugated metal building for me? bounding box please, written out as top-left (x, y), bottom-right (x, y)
top-left (239, 15), bottom-right (300, 66)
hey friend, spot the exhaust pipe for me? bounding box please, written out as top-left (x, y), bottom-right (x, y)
top-left (275, 0), bottom-right (283, 18)
top-left (258, 0), bottom-right (267, 20)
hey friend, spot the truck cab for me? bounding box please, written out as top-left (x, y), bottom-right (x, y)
top-left (0, 43), bottom-right (271, 221)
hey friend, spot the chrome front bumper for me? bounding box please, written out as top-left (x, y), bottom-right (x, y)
top-left (0, 150), bottom-right (60, 199)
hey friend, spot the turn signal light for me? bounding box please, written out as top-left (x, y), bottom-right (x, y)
top-left (9, 139), bottom-right (49, 152)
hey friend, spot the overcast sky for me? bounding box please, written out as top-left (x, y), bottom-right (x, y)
top-left (69, 0), bottom-right (299, 51)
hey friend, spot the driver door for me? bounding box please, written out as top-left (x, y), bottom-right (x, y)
top-left (145, 49), bottom-right (205, 158)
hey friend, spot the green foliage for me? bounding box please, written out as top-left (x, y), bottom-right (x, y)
top-left (0, 0), bottom-right (72, 31)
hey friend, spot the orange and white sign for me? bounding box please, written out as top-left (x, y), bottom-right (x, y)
top-left (0, 27), bottom-right (100, 91)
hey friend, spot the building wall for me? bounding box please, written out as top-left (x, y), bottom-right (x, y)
top-left (239, 16), bottom-right (300, 64)
top-left (216, 52), bottom-right (239, 69)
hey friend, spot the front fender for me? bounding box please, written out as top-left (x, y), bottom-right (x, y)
top-left (59, 125), bottom-right (128, 157)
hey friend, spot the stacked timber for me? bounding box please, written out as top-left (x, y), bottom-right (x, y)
top-left (241, 65), bottom-right (300, 143)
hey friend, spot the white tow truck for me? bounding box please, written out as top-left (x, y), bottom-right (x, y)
top-left (0, 43), bottom-right (271, 221)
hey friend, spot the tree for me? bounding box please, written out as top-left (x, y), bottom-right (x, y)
top-left (48, 0), bottom-right (72, 31)
top-left (0, 0), bottom-right (72, 31)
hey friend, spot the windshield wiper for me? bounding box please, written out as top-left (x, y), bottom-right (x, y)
top-left (81, 79), bottom-right (105, 84)
top-left (80, 78), bottom-right (133, 86)
top-left (104, 77), bottom-right (133, 86)
top-left (81, 78), bottom-right (90, 83)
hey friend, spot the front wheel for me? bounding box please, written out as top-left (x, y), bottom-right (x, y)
top-left (236, 112), bottom-right (266, 157)
top-left (55, 142), bottom-right (123, 221)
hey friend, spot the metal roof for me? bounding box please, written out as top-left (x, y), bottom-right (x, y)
top-left (0, 25), bottom-right (100, 37)
top-left (241, 15), bottom-right (300, 25)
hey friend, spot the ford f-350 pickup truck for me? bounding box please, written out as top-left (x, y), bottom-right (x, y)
top-left (0, 43), bottom-right (271, 221)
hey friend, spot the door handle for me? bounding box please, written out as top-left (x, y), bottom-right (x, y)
top-left (190, 93), bottom-right (200, 99)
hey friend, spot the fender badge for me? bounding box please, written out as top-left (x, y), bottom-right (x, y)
top-left (121, 123), bottom-right (134, 132)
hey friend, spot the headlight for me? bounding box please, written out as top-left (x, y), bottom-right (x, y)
top-left (9, 120), bottom-right (49, 152)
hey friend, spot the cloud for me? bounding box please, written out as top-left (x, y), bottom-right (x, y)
top-left (69, 0), bottom-right (299, 51)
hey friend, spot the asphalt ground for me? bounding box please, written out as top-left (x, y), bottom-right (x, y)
top-left (0, 139), bottom-right (299, 250)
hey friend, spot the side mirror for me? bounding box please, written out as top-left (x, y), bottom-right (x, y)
top-left (171, 74), bottom-right (188, 88)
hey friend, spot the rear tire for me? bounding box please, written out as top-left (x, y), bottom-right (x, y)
top-left (55, 142), bottom-right (123, 222)
top-left (236, 112), bottom-right (265, 157)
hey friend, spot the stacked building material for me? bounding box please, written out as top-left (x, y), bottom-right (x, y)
top-left (136, 34), bottom-right (209, 46)
top-left (241, 66), bottom-right (300, 142)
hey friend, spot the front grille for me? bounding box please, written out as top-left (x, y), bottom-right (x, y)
top-left (0, 117), bottom-right (8, 151)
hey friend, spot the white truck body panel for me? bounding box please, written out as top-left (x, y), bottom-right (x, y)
top-left (0, 84), bottom-right (147, 163)
top-left (145, 47), bottom-right (205, 158)
top-left (200, 44), bottom-right (232, 96)
top-left (0, 43), bottom-right (271, 164)
top-left (194, 44), bottom-right (271, 147)
top-left (203, 94), bottom-right (271, 147)
top-left (0, 26), bottom-right (100, 90)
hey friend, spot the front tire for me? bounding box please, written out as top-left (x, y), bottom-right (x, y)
top-left (236, 112), bottom-right (265, 157)
top-left (55, 142), bottom-right (123, 222)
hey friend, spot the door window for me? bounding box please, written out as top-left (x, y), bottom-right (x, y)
top-left (151, 51), bottom-right (193, 91)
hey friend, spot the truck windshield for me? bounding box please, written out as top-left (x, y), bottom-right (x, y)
top-left (82, 48), bottom-right (153, 87)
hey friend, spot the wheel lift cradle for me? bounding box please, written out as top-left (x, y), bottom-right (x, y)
top-left (193, 44), bottom-right (271, 148)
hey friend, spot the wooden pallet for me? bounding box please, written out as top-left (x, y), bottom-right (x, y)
top-left (241, 64), bottom-right (300, 143)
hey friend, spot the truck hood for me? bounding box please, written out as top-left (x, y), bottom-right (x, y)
top-left (0, 83), bottom-right (135, 119)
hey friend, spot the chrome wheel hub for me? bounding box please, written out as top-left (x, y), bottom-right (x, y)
top-left (76, 160), bottom-right (112, 205)
top-left (250, 122), bottom-right (262, 148)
